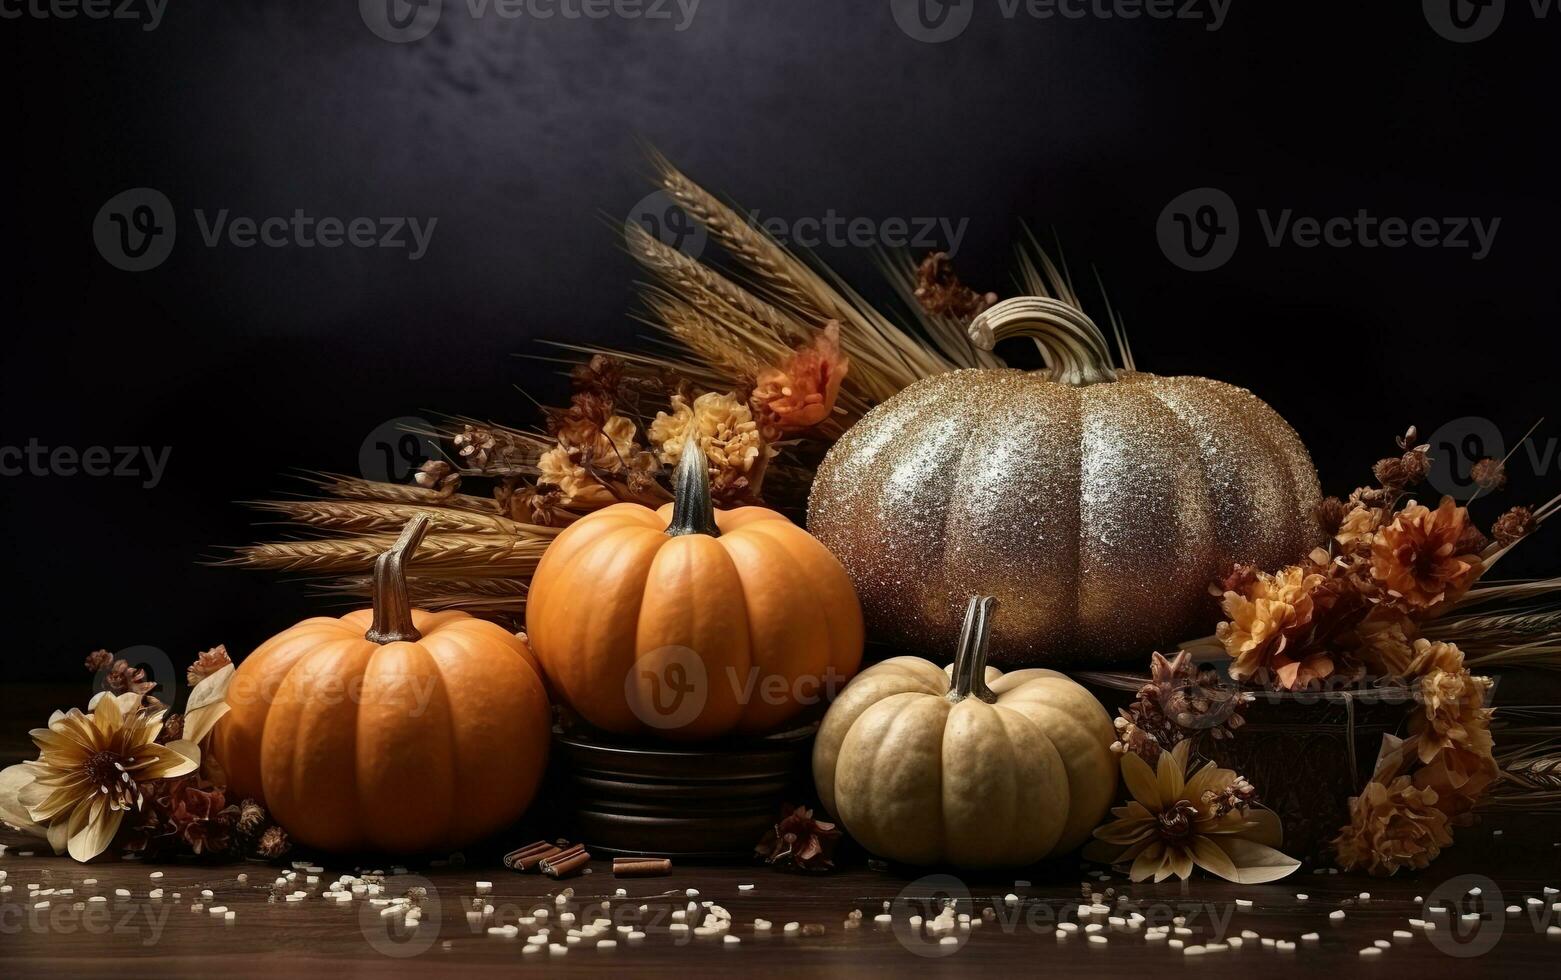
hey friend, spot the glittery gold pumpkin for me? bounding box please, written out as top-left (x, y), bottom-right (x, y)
top-left (807, 297), bottom-right (1321, 667)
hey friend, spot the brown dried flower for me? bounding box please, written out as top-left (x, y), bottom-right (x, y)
top-left (1114, 652), bottom-right (1249, 761)
top-left (84, 649), bottom-right (113, 673)
top-left (912, 251), bottom-right (997, 323)
top-left (1491, 505), bottom-right (1536, 547)
top-left (104, 658), bottom-right (156, 697)
top-left (1373, 456), bottom-right (1408, 490)
top-left (755, 804), bottom-right (842, 872)
top-left (157, 713), bottom-right (185, 743)
top-left (1370, 497), bottom-right (1483, 612)
top-left (187, 645), bottom-right (232, 687)
top-left (236, 799), bottom-right (268, 841)
top-left (497, 479), bottom-right (575, 527)
top-left (751, 321), bottom-right (849, 433)
top-left (1332, 775), bottom-right (1453, 876)
top-left (256, 824), bottom-right (292, 860)
top-left (1312, 496), bottom-right (1348, 537)
top-left (1399, 448), bottom-right (1431, 486)
top-left (1470, 457), bottom-right (1507, 491)
top-left (453, 425), bottom-right (498, 469)
top-left (414, 460), bottom-right (461, 498)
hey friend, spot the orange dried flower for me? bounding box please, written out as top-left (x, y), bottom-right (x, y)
top-left (1349, 612), bottom-right (1419, 677)
top-left (1413, 743), bottom-right (1499, 820)
top-left (1332, 775), bottom-right (1454, 876)
top-left (1370, 497), bottom-right (1483, 612)
top-left (751, 322), bottom-right (849, 433)
top-left (1216, 566), bottom-right (1336, 689)
top-left (1404, 640), bottom-right (1494, 765)
top-left (1334, 504), bottom-right (1384, 552)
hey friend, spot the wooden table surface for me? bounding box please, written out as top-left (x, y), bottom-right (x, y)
top-left (3, 686), bottom-right (1559, 977)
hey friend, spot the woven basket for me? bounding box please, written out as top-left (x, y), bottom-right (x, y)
top-left (1077, 671), bottom-right (1416, 862)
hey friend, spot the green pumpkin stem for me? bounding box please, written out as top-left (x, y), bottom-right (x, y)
top-left (365, 514), bottom-right (430, 645)
top-left (968, 296), bottom-right (1118, 386)
top-left (948, 595), bottom-right (999, 704)
top-left (665, 440), bottom-right (721, 538)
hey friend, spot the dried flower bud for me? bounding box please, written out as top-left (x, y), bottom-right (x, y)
top-left (256, 824), bottom-right (292, 860)
top-left (1373, 456), bottom-right (1408, 489)
top-left (104, 659), bottom-right (155, 697)
top-left (1212, 563), bottom-right (1259, 597)
top-left (187, 645), bottom-right (232, 687)
top-left (912, 251), bottom-right (997, 323)
top-left (84, 649), bottom-right (113, 673)
top-left (1491, 506), bottom-right (1535, 547)
top-left (1470, 457), bottom-right (1507, 491)
top-left (236, 800), bottom-right (268, 840)
top-left (1398, 449), bottom-right (1431, 486)
top-left (453, 425), bottom-right (497, 469)
top-left (1396, 426), bottom-right (1425, 452)
top-left (414, 460), bottom-right (461, 498)
top-left (1312, 496), bottom-right (1348, 537)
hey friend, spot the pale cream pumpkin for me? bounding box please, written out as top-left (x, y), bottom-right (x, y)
top-left (813, 595), bottom-right (1117, 867)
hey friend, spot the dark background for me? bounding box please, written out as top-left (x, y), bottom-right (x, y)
top-left (3, 2), bottom-right (1557, 682)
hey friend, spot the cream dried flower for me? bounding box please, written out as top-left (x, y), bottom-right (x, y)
top-left (13, 692), bottom-right (199, 861)
top-left (649, 391), bottom-right (768, 478)
top-left (1086, 740), bottom-right (1298, 883)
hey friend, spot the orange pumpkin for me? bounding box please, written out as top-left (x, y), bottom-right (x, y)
top-left (527, 443), bottom-right (864, 740)
top-left (214, 516), bottom-right (550, 854)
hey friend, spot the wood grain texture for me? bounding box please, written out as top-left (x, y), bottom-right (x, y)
top-left (3, 685), bottom-right (1560, 977)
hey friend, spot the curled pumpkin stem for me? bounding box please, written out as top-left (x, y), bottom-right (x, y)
top-left (969, 296), bottom-right (1118, 387)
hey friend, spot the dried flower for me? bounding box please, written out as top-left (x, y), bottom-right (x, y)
top-left (1491, 505), bottom-right (1536, 548)
top-left (414, 460), bottom-right (461, 498)
top-left (1334, 504), bottom-right (1383, 552)
top-left (1087, 741), bottom-right (1297, 883)
top-left (84, 650), bottom-right (113, 673)
top-left (187, 645), bottom-right (232, 687)
top-left (1114, 652), bottom-right (1248, 761)
top-left (1216, 566), bottom-right (1336, 689)
top-left (751, 322), bottom-right (849, 432)
top-left (649, 391), bottom-right (771, 503)
top-left (1470, 457), bottom-right (1507, 491)
top-left (1403, 640), bottom-right (1494, 765)
top-left (1373, 456), bottom-right (1408, 490)
top-left (497, 478), bottom-right (575, 527)
top-left (15, 692), bottom-right (199, 861)
top-left (236, 799), bottom-right (268, 840)
top-left (255, 824), bottom-right (292, 860)
top-left (1332, 775), bottom-right (1453, 876)
top-left (1413, 743), bottom-right (1499, 820)
top-left (143, 778), bottom-right (239, 857)
top-left (1312, 497), bottom-right (1348, 537)
top-left (756, 804), bottom-right (841, 872)
top-left (157, 713), bottom-right (185, 744)
top-left (912, 251), bottom-right (997, 323)
top-left (1399, 448), bottom-right (1431, 486)
top-left (1370, 497), bottom-right (1483, 612)
top-left (1348, 612), bottom-right (1419, 677)
top-left (453, 425), bottom-right (498, 469)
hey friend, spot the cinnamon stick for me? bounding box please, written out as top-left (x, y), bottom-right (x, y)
top-left (503, 840), bottom-right (564, 872)
top-left (541, 844), bottom-right (591, 879)
top-left (612, 857), bottom-right (672, 878)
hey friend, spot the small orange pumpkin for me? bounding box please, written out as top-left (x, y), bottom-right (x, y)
top-left (527, 444), bottom-right (864, 740)
top-left (214, 516), bottom-right (550, 854)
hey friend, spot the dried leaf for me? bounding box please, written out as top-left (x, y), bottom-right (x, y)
top-left (1209, 837), bottom-right (1302, 884)
top-left (0, 764), bottom-right (44, 837)
top-left (181, 663), bottom-right (233, 746)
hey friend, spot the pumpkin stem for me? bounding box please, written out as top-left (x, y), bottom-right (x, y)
top-left (665, 439), bottom-right (721, 538)
top-left (365, 514), bottom-right (430, 645)
top-left (948, 595), bottom-right (999, 704)
top-left (968, 296), bottom-right (1118, 386)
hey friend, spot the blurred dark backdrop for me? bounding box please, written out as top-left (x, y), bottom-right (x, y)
top-left (3, 2), bottom-right (1558, 681)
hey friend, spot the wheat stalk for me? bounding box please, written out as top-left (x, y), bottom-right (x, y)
top-left (321, 575), bottom-right (528, 612)
top-left (222, 533), bottom-right (547, 577)
top-left (246, 499), bottom-right (559, 539)
top-left (305, 473), bottom-right (498, 515)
